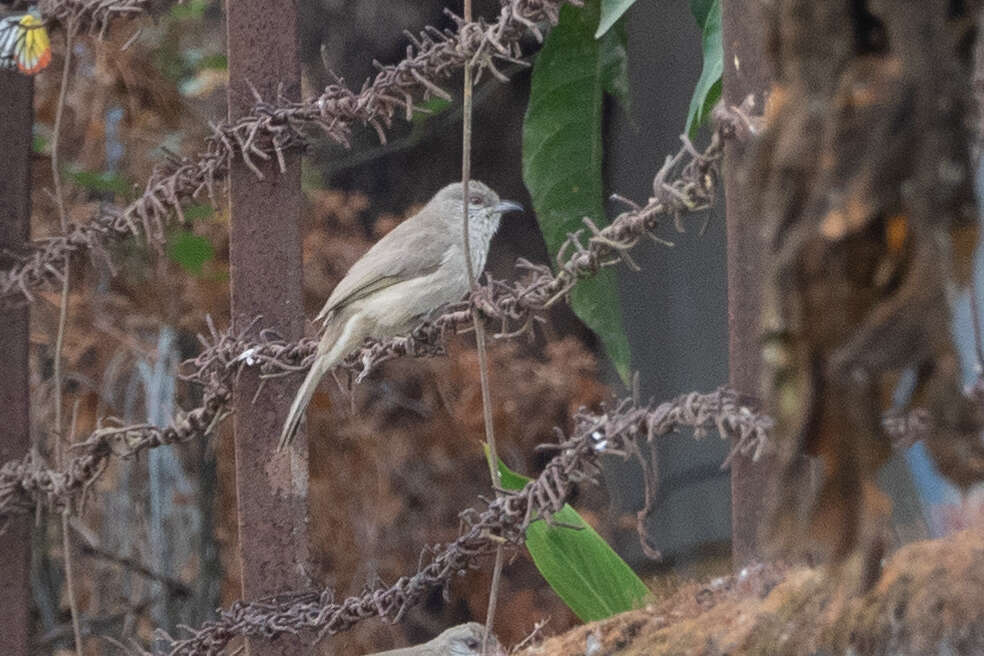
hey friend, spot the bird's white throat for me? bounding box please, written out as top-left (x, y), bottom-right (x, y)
top-left (466, 212), bottom-right (501, 275)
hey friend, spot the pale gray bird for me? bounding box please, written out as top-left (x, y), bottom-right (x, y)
top-left (278, 181), bottom-right (522, 449)
top-left (365, 623), bottom-right (506, 656)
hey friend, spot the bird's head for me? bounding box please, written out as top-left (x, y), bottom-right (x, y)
top-left (432, 180), bottom-right (523, 234)
top-left (441, 622), bottom-right (506, 656)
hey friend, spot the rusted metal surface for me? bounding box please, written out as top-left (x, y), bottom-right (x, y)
top-left (721, 0), bottom-right (773, 567)
top-left (0, 71), bottom-right (34, 656)
top-left (226, 2), bottom-right (308, 654)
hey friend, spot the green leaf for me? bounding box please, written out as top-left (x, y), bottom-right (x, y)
top-left (595, 0), bottom-right (638, 38)
top-left (199, 53), bottom-right (228, 71)
top-left (171, 0), bottom-right (210, 20)
top-left (69, 169), bottom-right (132, 197)
top-left (493, 452), bottom-right (649, 621)
top-left (32, 133), bottom-right (48, 155)
top-left (411, 97), bottom-right (452, 123)
top-left (167, 230), bottom-right (214, 276)
top-left (685, 0), bottom-right (723, 137)
top-left (523, 0), bottom-right (632, 384)
top-left (181, 204), bottom-right (215, 222)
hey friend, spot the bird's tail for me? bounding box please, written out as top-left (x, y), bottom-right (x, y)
top-left (278, 353), bottom-right (331, 451)
top-left (278, 313), bottom-right (365, 451)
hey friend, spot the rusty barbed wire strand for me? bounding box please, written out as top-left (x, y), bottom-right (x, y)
top-left (0, 116), bottom-right (730, 521)
top-left (0, 3), bottom-right (965, 650)
top-left (0, 2), bottom-right (742, 520)
top-left (36, 0), bottom-right (156, 35)
top-left (0, 378), bottom-right (938, 525)
top-left (185, 112), bottom-right (741, 389)
top-left (0, 386), bottom-right (229, 524)
top-left (0, 108), bottom-right (800, 523)
top-left (0, 104), bottom-right (937, 528)
top-left (159, 388), bottom-right (770, 656)
top-left (0, 0), bottom-right (582, 305)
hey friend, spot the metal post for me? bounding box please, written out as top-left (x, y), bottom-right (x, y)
top-left (226, 2), bottom-right (308, 653)
top-left (0, 71), bottom-right (34, 656)
top-left (721, 0), bottom-right (773, 567)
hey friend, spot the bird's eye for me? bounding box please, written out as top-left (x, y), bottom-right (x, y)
top-left (468, 195), bottom-right (483, 206)
top-left (464, 638), bottom-right (480, 649)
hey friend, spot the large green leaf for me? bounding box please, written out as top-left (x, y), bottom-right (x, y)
top-left (523, 0), bottom-right (632, 384)
top-left (493, 451), bottom-right (649, 622)
top-left (595, 0), bottom-right (638, 38)
top-left (684, 0), bottom-right (722, 136)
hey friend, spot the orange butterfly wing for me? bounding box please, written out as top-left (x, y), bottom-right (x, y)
top-left (0, 12), bottom-right (51, 75)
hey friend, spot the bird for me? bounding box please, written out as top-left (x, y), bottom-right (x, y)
top-left (364, 623), bottom-right (505, 656)
top-left (278, 180), bottom-right (522, 450)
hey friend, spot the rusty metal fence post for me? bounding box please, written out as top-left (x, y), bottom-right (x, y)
top-left (721, 0), bottom-right (773, 567)
top-left (0, 71), bottom-right (34, 656)
top-left (226, 2), bottom-right (309, 654)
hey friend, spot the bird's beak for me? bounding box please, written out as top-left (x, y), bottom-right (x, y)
top-left (494, 200), bottom-right (523, 214)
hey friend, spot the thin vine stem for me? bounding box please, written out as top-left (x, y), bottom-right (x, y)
top-left (50, 23), bottom-right (84, 656)
top-left (62, 404), bottom-right (82, 656)
top-left (458, 0), bottom-right (505, 653)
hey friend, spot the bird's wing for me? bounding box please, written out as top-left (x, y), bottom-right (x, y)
top-left (315, 212), bottom-right (450, 323)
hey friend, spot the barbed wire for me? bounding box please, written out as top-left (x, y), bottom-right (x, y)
top-left (0, 114), bottom-right (730, 522)
top-left (0, 386), bottom-right (229, 524)
top-left (37, 0), bottom-right (156, 34)
top-left (0, 0), bottom-right (582, 305)
top-left (184, 111), bottom-right (738, 388)
top-left (0, 102), bottom-right (943, 532)
top-left (3, 1), bottom-right (971, 652)
top-left (159, 388), bottom-right (769, 656)
top-left (151, 388), bottom-right (951, 656)
top-left (0, 1), bottom-right (741, 521)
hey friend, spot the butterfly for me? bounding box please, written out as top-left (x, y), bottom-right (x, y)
top-left (0, 9), bottom-right (51, 75)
